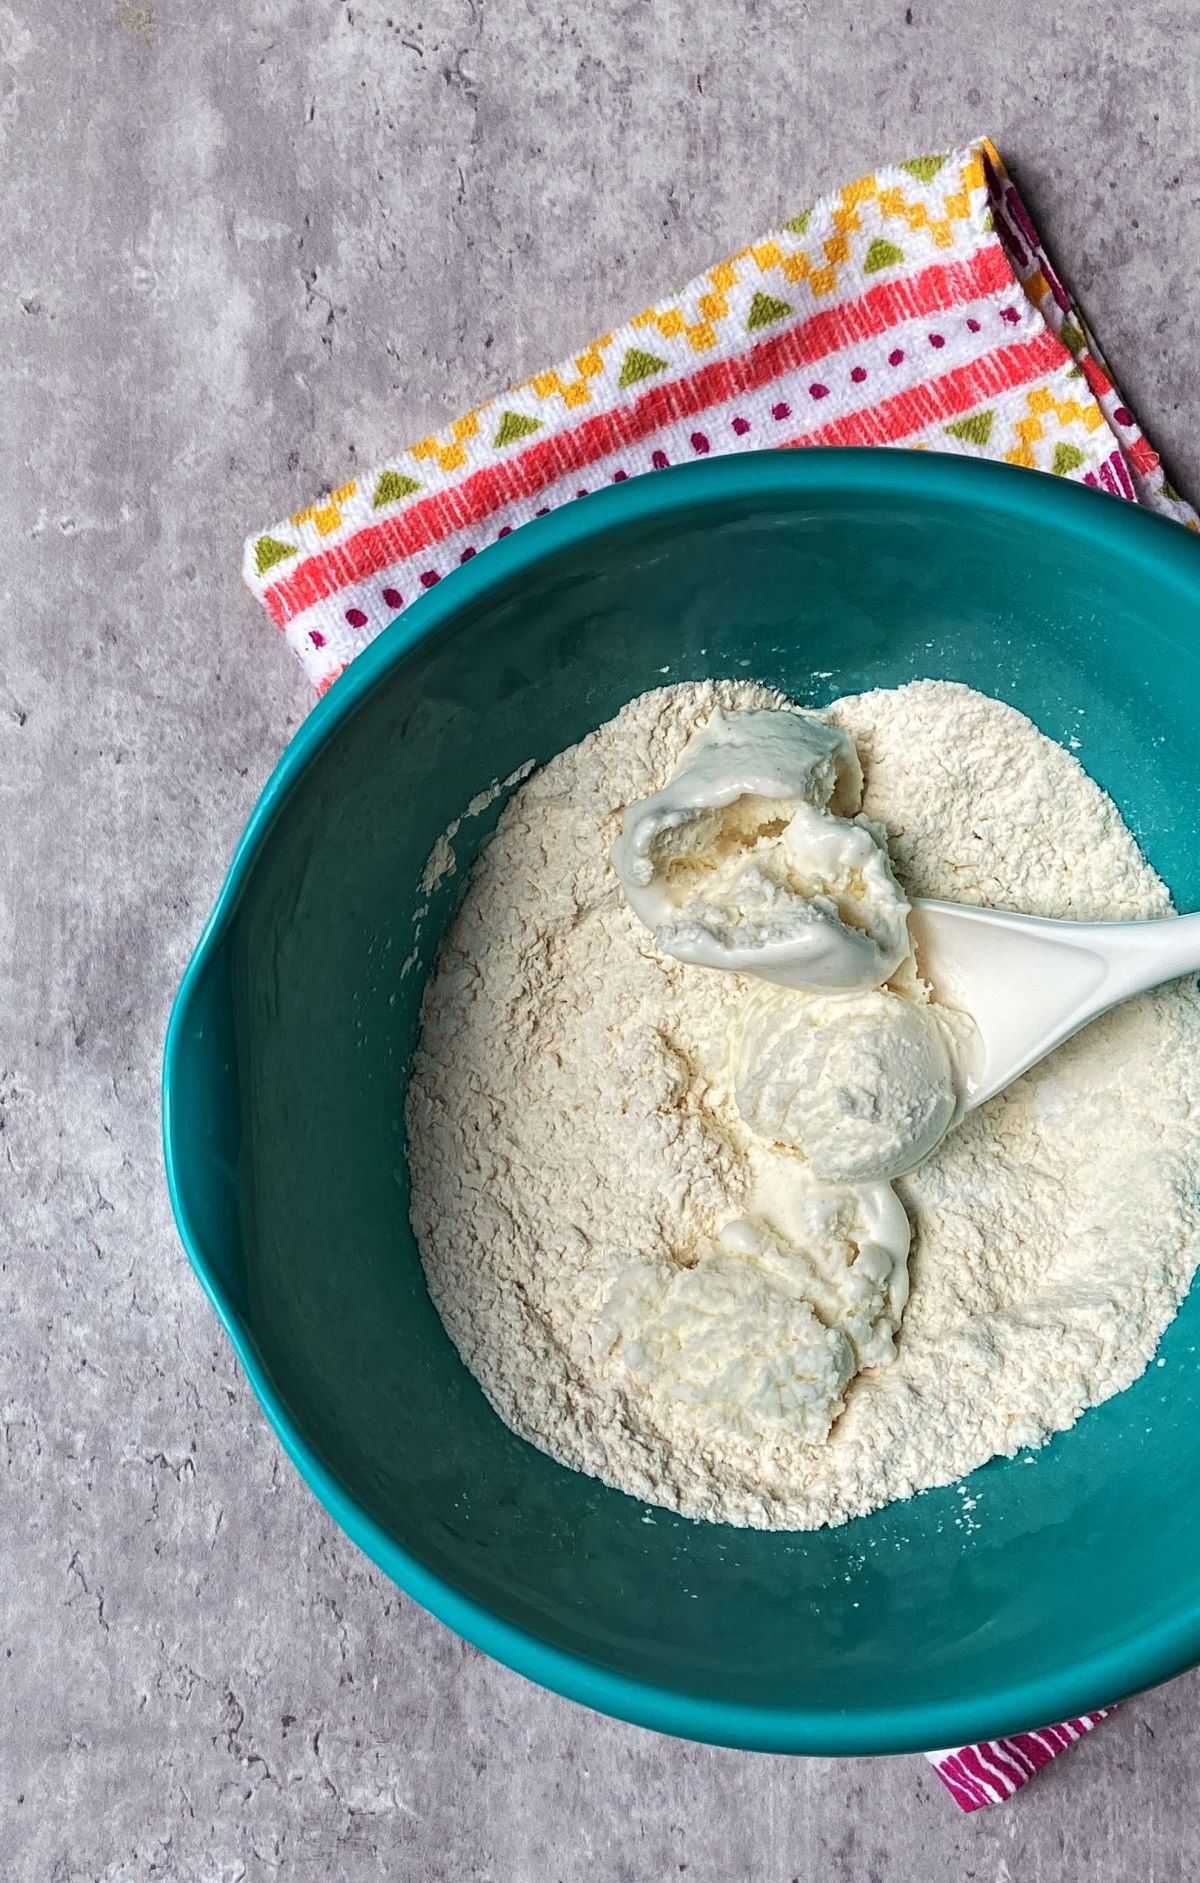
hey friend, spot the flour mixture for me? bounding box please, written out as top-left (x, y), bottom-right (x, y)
top-left (405, 680), bottom-right (1200, 1529)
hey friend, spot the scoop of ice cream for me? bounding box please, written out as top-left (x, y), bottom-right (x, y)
top-left (612, 705), bottom-right (862, 890)
top-left (651, 797), bottom-right (912, 990)
top-left (598, 1246), bottom-right (857, 1447)
top-left (596, 1176), bottom-right (912, 1445)
top-left (731, 986), bottom-right (959, 1183)
top-left (611, 707), bottom-right (911, 993)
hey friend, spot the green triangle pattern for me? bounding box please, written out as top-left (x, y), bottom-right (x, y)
top-left (781, 207), bottom-right (812, 235)
top-left (981, 207), bottom-right (994, 233)
top-left (1052, 443), bottom-right (1087, 476)
top-left (1058, 321), bottom-right (1084, 354)
top-left (494, 410), bottom-right (543, 448)
top-left (863, 237), bottom-right (905, 274)
top-left (373, 469), bottom-right (422, 507)
top-left (1162, 479), bottom-right (1182, 501)
top-left (255, 535), bottom-right (299, 577)
top-left (1065, 363), bottom-right (1083, 379)
top-left (944, 409), bottom-right (995, 447)
top-left (618, 347), bottom-right (670, 389)
top-left (746, 290), bottom-right (795, 331)
top-left (899, 154), bottom-right (947, 183)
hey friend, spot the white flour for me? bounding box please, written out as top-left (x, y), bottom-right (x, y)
top-left (405, 680), bottom-right (1200, 1529)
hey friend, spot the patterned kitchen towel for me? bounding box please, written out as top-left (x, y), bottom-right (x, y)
top-left (925, 1709), bottom-right (1115, 1810)
top-left (244, 135), bottom-right (1195, 696)
top-left (241, 135), bottom-right (1176, 1808)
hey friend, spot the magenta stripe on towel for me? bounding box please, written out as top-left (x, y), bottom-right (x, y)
top-left (934, 1755), bottom-right (989, 1810)
top-left (974, 1739), bottom-right (1027, 1788)
top-left (925, 1711), bottom-right (1113, 1812)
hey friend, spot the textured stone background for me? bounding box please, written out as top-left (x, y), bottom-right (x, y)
top-left (4, 1), bottom-right (1200, 1877)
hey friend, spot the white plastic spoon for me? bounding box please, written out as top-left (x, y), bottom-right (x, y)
top-left (907, 900), bottom-right (1200, 1110)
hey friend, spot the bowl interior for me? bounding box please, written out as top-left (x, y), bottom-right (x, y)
top-left (171, 455), bottom-right (1200, 1753)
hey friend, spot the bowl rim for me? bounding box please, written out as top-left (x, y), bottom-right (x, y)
top-left (164, 446), bottom-right (1200, 1755)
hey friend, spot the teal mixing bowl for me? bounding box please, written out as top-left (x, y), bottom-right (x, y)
top-left (164, 448), bottom-right (1200, 1755)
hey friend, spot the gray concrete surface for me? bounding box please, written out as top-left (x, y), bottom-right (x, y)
top-left (4, 0), bottom-right (1200, 1876)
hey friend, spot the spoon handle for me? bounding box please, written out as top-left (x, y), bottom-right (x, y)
top-left (910, 901), bottom-right (1200, 1111)
top-left (1083, 907), bottom-right (1200, 998)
